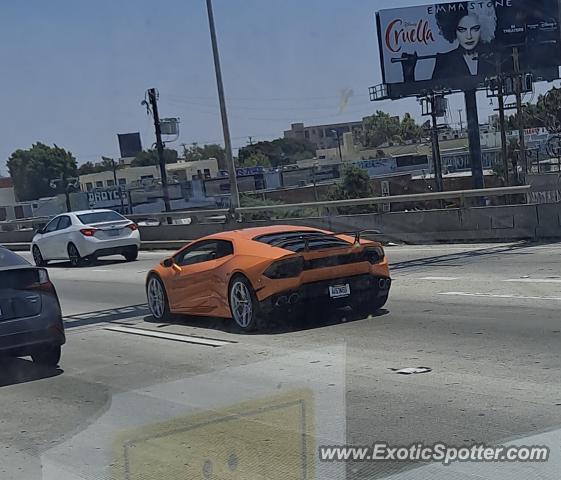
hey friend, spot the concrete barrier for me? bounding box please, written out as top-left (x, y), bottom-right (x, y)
top-left (2, 203), bottom-right (560, 251)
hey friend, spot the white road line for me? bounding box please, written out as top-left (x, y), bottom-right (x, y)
top-left (105, 326), bottom-right (234, 347)
top-left (439, 292), bottom-right (561, 301)
top-left (419, 276), bottom-right (459, 281)
top-left (504, 278), bottom-right (561, 284)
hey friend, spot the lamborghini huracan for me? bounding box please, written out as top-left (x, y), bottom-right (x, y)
top-left (146, 225), bottom-right (391, 331)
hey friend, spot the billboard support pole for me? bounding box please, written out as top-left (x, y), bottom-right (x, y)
top-left (497, 86), bottom-right (510, 186)
top-left (464, 89), bottom-right (484, 190)
top-left (429, 95), bottom-right (444, 193)
top-left (513, 48), bottom-right (527, 180)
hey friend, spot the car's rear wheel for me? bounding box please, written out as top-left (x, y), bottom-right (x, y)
top-left (124, 246), bottom-right (138, 262)
top-left (31, 345), bottom-right (61, 367)
top-left (228, 275), bottom-right (264, 332)
top-left (147, 275), bottom-right (170, 321)
top-left (32, 245), bottom-right (47, 267)
top-left (67, 243), bottom-right (82, 267)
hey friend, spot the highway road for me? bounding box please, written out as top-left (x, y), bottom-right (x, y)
top-left (2, 242), bottom-right (561, 479)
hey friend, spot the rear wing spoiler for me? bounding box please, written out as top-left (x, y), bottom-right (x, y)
top-left (302, 229), bottom-right (381, 252)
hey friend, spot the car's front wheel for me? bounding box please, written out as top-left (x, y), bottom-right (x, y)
top-left (228, 275), bottom-right (265, 332)
top-left (146, 275), bottom-right (170, 321)
top-left (31, 345), bottom-right (61, 367)
top-left (32, 245), bottom-right (47, 267)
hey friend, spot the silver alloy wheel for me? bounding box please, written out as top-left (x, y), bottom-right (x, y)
top-left (230, 280), bottom-right (253, 328)
top-left (32, 246), bottom-right (44, 266)
top-left (147, 277), bottom-right (165, 319)
top-left (68, 244), bottom-right (80, 266)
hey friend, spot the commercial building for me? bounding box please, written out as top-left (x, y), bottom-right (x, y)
top-left (284, 120), bottom-right (364, 150)
top-left (0, 177), bottom-right (16, 205)
top-left (78, 158), bottom-right (219, 191)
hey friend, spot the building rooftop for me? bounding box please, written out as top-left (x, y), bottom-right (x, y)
top-left (0, 177), bottom-right (13, 189)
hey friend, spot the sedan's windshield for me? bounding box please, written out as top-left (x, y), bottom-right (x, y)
top-left (77, 211), bottom-right (125, 224)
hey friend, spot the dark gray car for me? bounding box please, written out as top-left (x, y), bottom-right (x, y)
top-left (0, 247), bottom-right (65, 366)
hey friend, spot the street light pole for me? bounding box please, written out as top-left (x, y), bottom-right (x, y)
top-left (206, 0), bottom-right (240, 211)
top-left (331, 129), bottom-right (343, 161)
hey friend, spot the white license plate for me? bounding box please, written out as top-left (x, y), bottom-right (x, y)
top-left (106, 229), bottom-right (120, 237)
top-left (329, 284), bottom-right (350, 298)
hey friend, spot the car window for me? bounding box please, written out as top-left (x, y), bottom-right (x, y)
top-left (77, 211), bottom-right (125, 224)
top-left (56, 216), bottom-right (71, 230)
top-left (175, 240), bottom-right (233, 267)
top-left (43, 217), bottom-right (60, 233)
top-left (0, 247), bottom-right (30, 267)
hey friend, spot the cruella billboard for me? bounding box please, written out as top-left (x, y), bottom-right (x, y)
top-left (376, 0), bottom-right (561, 93)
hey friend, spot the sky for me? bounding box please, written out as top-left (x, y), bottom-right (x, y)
top-left (1, 0), bottom-right (559, 177)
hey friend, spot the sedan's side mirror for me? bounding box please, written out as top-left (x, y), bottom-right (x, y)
top-left (162, 258), bottom-right (174, 268)
top-left (36, 228), bottom-right (45, 235)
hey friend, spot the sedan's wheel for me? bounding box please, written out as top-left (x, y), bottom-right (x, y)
top-left (124, 246), bottom-right (138, 262)
top-left (31, 345), bottom-right (61, 367)
top-left (228, 276), bottom-right (264, 332)
top-left (32, 245), bottom-right (47, 267)
top-left (67, 243), bottom-right (82, 267)
top-left (147, 275), bottom-right (170, 321)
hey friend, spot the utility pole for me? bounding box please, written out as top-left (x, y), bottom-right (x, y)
top-left (513, 48), bottom-right (527, 178)
top-left (496, 84), bottom-right (510, 186)
top-left (206, 0), bottom-right (240, 211)
top-left (458, 109), bottom-right (464, 132)
top-left (331, 129), bottom-right (343, 161)
top-left (430, 95), bottom-right (444, 193)
top-left (147, 88), bottom-right (172, 220)
top-left (248, 136), bottom-right (253, 146)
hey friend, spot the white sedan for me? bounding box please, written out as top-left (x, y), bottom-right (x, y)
top-left (31, 209), bottom-right (141, 267)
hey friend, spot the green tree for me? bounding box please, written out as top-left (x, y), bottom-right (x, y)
top-left (7, 143), bottom-right (77, 201)
top-left (238, 138), bottom-right (315, 168)
top-left (131, 148), bottom-right (179, 167)
top-left (328, 165), bottom-right (374, 214)
top-left (362, 111), bottom-right (402, 147)
top-left (182, 143), bottom-right (227, 170)
top-left (238, 151), bottom-right (271, 168)
top-left (77, 161), bottom-right (97, 175)
top-left (400, 112), bottom-right (424, 142)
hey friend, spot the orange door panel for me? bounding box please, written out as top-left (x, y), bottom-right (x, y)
top-left (167, 261), bottom-right (215, 314)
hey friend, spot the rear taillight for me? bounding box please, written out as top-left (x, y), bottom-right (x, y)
top-left (26, 268), bottom-right (55, 293)
top-left (80, 228), bottom-right (98, 237)
top-left (263, 256), bottom-right (304, 279)
top-left (126, 223), bottom-right (138, 231)
top-left (365, 246), bottom-right (385, 264)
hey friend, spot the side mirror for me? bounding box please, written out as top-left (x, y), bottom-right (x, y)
top-left (162, 258), bottom-right (174, 268)
top-left (36, 228), bottom-right (44, 235)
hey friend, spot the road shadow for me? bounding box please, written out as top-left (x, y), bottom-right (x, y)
top-left (390, 240), bottom-right (554, 273)
top-left (46, 257), bottom-right (129, 269)
top-left (143, 306), bottom-right (389, 335)
top-left (64, 304), bottom-right (150, 329)
top-left (0, 357), bottom-right (63, 387)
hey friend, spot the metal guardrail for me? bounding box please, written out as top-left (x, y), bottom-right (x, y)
top-left (0, 185), bottom-right (530, 228)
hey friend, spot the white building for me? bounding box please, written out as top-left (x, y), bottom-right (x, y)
top-left (79, 158), bottom-right (219, 191)
top-left (0, 177), bottom-right (16, 205)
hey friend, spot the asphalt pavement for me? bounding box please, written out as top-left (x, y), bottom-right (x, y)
top-left (2, 242), bottom-right (561, 479)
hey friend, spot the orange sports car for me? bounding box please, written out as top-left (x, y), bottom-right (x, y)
top-left (145, 225), bottom-right (391, 331)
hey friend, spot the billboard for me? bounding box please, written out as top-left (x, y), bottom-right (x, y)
top-left (376, 0), bottom-right (561, 95)
top-left (117, 132), bottom-right (142, 158)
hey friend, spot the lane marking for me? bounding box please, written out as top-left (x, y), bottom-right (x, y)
top-left (439, 292), bottom-right (561, 301)
top-left (105, 326), bottom-right (235, 347)
top-left (419, 276), bottom-right (459, 281)
top-left (504, 278), bottom-right (561, 284)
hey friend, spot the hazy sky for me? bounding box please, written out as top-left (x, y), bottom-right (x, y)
top-left (1, 0), bottom-right (558, 176)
